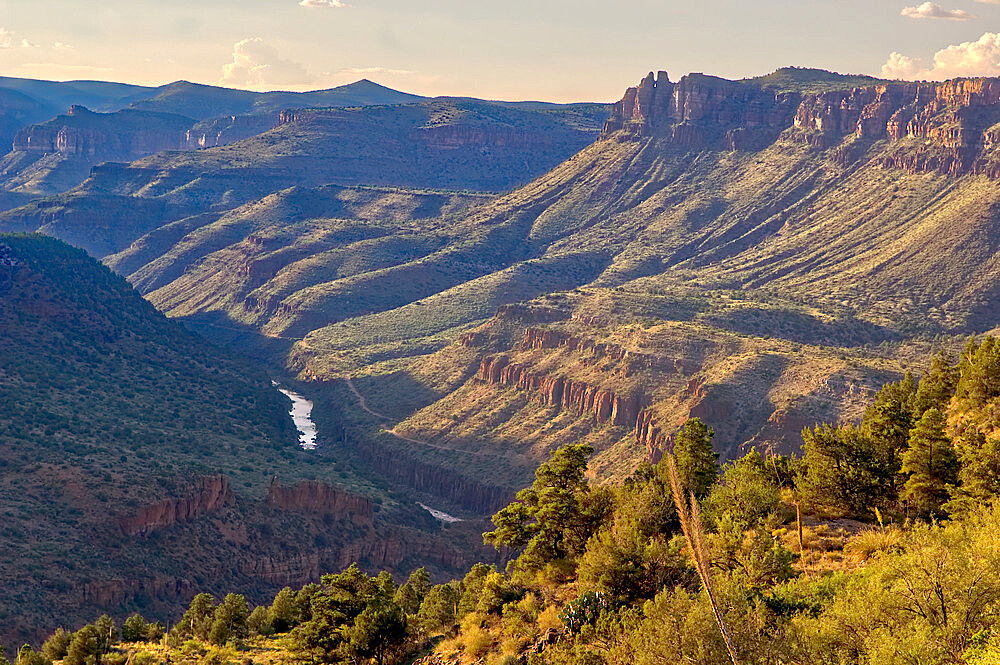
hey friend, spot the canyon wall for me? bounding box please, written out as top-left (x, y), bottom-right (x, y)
top-left (267, 479), bottom-right (374, 522)
top-left (602, 71), bottom-right (800, 148)
top-left (185, 114), bottom-right (276, 149)
top-left (603, 72), bottom-right (1000, 175)
top-left (117, 475), bottom-right (234, 536)
top-left (12, 106), bottom-right (192, 160)
top-left (347, 437), bottom-right (512, 512)
top-left (477, 354), bottom-right (642, 428)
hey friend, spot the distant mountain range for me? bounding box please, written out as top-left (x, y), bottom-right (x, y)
top-left (0, 75), bottom-right (609, 202)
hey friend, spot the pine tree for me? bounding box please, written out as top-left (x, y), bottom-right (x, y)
top-left (946, 428), bottom-right (1000, 516)
top-left (913, 351), bottom-right (958, 416)
top-left (483, 444), bottom-right (603, 566)
top-left (673, 418), bottom-right (719, 500)
top-left (902, 408), bottom-right (958, 516)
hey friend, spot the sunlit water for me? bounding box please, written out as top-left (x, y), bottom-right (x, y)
top-left (273, 381), bottom-right (317, 449)
top-left (418, 502), bottom-right (462, 523)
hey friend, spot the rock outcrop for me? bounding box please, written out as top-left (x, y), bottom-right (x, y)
top-left (520, 327), bottom-right (686, 374)
top-left (13, 107), bottom-right (193, 160)
top-left (117, 475), bottom-right (234, 535)
top-left (477, 355), bottom-right (642, 427)
top-left (80, 577), bottom-right (193, 608)
top-left (602, 72), bottom-right (800, 148)
top-left (267, 479), bottom-right (374, 522)
top-left (349, 437), bottom-right (511, 512)
top-left (185, 114), bottom-right (276, 148)
top-left (416, 124), bottom-right (548, 149)
top-left (604, 71), bottom-right (1000, 175)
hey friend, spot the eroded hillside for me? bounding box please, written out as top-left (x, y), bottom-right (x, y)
top-left (0, 234), bottom-right (494, 647)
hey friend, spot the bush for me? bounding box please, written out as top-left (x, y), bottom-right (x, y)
top-left (132, 652), bottom-right (158, 665)
top-left (843, 527), bottom-right (903, 562)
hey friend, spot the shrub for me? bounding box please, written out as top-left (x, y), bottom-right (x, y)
top-left (843, 527), bottom-right (903, 562)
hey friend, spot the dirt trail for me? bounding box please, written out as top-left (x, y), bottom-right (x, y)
top-left (342, 377), bottom-right (503, 459)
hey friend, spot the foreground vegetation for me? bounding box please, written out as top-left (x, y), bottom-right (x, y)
top-left (14, 336), bottom-right (1000, 664)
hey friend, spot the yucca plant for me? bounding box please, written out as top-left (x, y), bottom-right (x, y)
top-left (667, 454), bottom-right (740, 665)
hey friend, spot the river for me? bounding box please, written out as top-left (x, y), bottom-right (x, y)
top-left (418, 503), bottom-right (462, 523)
top-left (273, 382), bottom-right (462, 522)
top-left (273, 381), bottom-right (317, 449)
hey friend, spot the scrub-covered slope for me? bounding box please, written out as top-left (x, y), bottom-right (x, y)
top-left (0, 234), bottom-right (486, 647)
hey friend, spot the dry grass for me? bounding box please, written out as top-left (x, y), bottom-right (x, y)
top-left (844, 527), bottom-right (904, 562)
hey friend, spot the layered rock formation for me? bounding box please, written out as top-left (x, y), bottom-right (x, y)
top-left (117, 475), bottom-right (234, 536)
top-left (12, 106), bottom-right (193, 160)
top-left (185, 114), bottom-right (276, 148)
top-left (349, 437), bottom-right (511, 512)
top-left (602, 71), bottom-right (800, 148)
top-left (519, 327), bottom-right (685, 374)
top-left (267, 479), bottom-right (374, 522)
top-left (604, 71), bottom-right (1000, 175)
top-left (477, 355), bottom-right (642, 428)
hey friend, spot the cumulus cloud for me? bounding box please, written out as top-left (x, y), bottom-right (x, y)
top-left (53, 42), bottom-right (74, 51)
top-left (221, 37), bottom-right (315, 89)
top-left (0, 29), bottom-right (12, 49)
top-left (21, 39), bottom-right (38, 48)
top-left (882, 32), bottom-right (1000, 79)
top-left (901, 2), bottom-right (977, 19)
top-left (299, 0), bottom-right (348, 7)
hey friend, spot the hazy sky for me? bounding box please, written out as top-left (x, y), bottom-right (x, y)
top-left (3, 0), bottom-right (1000, 102)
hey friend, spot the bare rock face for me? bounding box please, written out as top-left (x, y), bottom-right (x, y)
top-left (602, 71), bottom-right (800, 148)
top-left (117, 475), bottom-right (234, 536)
top-left (267, 479), bottom-right (374, 522)
top-left (185, 114), bottom-right (277, 148)
top-left (604, 70), bottom-right (1000, 175)
top-left (12, 107), bottom-right (194, 160)
top-left (477, 354), bottom-right (642, 428)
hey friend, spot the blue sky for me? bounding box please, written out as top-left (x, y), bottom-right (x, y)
top-left (2, 0), bottom-right (1000, 101)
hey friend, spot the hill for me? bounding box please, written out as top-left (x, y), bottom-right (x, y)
top-left (0, 234), bottom-right (490, 647)
top-left (127, 79), bottom-right (426, 119)
top-left (0, 98), bottom-right (608, 255)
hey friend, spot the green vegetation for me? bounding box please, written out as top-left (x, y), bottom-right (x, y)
top-left (0, 233), bottom-right (471, 647)
top-left (22, 339), bottom-right (1000, 664)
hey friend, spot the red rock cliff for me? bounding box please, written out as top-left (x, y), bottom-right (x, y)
top-left (267, 479), bottom-right (374, 523)
top-left (604, 70), bottom-right (1000, 174)
top-left (478, 354), bottom-right (642, 427)
top-left (13, 106), bottom-right (193, 160)
top-left (117, 475), bottom-right (234, 535)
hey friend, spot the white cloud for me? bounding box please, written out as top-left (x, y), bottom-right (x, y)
top-left (882, 32), bottom-right (1000, 79)
top-left (221, 37), bottom-right (315, 89)
top-left (53, 42), bottom-right (74, 51)
top-left (341, 66), bottom-right (415, 76)
top-left (882, 52), bottom-right (925, 79)
top-left (0, 29), bottom-right (12, 49)
top-left (299, 0), bottom-right (348, 7)
top-left (901, 2), bottom-right (977, 19)
top-left (20, 39), bottom-right (38, 48)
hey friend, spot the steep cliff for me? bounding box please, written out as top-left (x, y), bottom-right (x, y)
top-left (118, 476), bottom-right (235, 535)
top-left (267, 479), bottom-right (374, 521)
top-left (12, 106), bottom-right (194, 159)
top-left (477, 355), bottom-right (642, 428)
top-left (603, 71), bottom-right (1000, 176)
top-left (185, 114), bottom-right (277, 148)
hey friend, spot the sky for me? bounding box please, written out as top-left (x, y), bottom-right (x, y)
top-left (3, 0), bottom-right (1000, 102)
